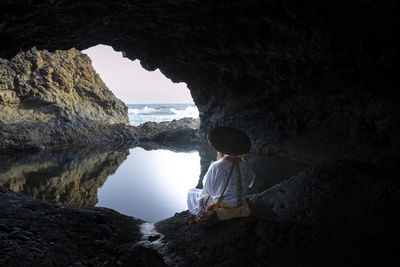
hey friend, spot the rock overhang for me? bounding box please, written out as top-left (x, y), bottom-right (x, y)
top-left (0, 0), bottom-right (398, 163)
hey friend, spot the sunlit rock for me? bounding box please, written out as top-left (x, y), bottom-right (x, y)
top-left (0, 48), bottom-right (134, 152)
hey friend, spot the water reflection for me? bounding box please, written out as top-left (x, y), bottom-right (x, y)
top-left (0, 144), bottom-right (308, 222)
top-left (0, 146), bottom-right (129, 206)
top-left (96, 147), bottom-right (200, 222)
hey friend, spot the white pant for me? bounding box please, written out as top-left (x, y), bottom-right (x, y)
top-left (187, 188), bottom-right (211, 215)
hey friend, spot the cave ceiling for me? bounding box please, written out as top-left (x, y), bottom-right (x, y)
top-left (0, 0), bottom-right (398, 162)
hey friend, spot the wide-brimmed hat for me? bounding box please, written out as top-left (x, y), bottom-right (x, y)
top-left (207, 126), bottom-right (251, 156)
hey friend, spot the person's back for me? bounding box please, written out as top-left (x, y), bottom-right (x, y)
top-left (201, 156), bottom-right (255, 204)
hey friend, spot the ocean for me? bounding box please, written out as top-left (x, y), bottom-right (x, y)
top-left (127, 103), bottom-right (199, 126)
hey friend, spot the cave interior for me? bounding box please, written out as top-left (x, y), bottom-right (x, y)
top-left (0, 0), bottom-right (399, 265)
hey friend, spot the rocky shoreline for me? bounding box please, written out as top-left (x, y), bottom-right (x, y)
top-left (1, 156), bottom-right (398, 266)
top-left (0, 187), bottom-right (165, 267)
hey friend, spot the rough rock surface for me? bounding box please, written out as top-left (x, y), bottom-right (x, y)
top-left (0, 48), bottom-right (134, 152)
top-left (0, 0), bottom-right (398, 162)
top-left (133, 117), bottom-right (200, 145)
top-left (156, 157), bottom-right (400, 266)
top-left (0, 187), bottom-right (165, 267)
top-left (0, 1), bottom-right (399, 266)
top-left (0, 146), bottom-right (129, 207)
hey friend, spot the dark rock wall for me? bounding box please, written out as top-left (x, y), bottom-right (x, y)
top-left (156, 157), bottom-right (400, 266)
top-left (0, 0), bottom-right (398, 162)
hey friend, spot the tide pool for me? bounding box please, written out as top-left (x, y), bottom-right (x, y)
top-left (96, 147), bottom-right (200, 222)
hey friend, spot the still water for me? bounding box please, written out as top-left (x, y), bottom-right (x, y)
top-left (96, 148), bottom-right (200, 222)
top-left (0, 145), bottom-right (307, 222)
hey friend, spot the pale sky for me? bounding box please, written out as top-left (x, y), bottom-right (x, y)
top-left (82, 45), bottom-right (193, 104)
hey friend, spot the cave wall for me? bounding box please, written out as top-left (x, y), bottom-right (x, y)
top-left (0, 0), bottom-right (398, 162)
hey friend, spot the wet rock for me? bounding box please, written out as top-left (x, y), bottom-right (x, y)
top-left (133, 117), bottom-right (201, 146)
top-left (0, 187), bottom-right (165, 267)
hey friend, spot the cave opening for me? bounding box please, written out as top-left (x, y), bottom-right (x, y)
top-left (82, 44), bottom-right (199, 126)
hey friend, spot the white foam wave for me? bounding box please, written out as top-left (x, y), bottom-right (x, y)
top-left (128, 108), bottom-right (141, 115)
top-left (169, 106), bottom-right (199, 118)
top-left (128, 106), bottom-right (157, 115)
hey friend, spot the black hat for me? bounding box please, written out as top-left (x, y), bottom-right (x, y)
top-left (207, 126), bottom-right (251, 156)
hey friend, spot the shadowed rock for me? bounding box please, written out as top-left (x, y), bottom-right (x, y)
top-left (0, 187), bottom-right (165, 267)
top-left (156, 157), bottom-right (400, 266)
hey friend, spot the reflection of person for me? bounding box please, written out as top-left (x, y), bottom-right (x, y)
top-left (187, 126), bottom-right (256, 221)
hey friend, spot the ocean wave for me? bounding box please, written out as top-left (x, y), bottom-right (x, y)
top-left (128, 104), bottom-right (199, 125)
top-left (128, 106), bottom-right (158, 115)
top-left (169, 106), bottom-right (199, 117)
top-left (128, 108), bottom-right (141, 115)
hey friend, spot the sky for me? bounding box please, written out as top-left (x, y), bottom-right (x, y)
top-left (82, 45), bottom-right (193, 104)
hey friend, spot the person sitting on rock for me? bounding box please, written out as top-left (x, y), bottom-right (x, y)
top-left (187, 126), bottom-right (258, 223)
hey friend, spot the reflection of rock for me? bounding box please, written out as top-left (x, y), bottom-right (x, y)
top-left (137, 142), bottom-right (198, 154)
top-left (0, 187), bottom-right (165, 266)
top-left (0, 48), bottom-right (134, 153)
top-left (0, 146), bottom-right (129, 206)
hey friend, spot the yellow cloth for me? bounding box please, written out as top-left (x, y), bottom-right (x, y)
top-left (212, 199), bottom-right (251, 220)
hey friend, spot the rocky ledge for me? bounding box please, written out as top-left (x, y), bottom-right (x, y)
top-left (155, 157), bottom-right (400, 266)
top-left (0, 48), bottom-right (135, 153)
top-left (132, 117), bottom-right (201, 150)
top-left (0, 187), bottom-right (165, 267)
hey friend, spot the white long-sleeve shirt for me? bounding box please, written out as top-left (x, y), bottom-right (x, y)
top-left (199, 157), bottom-right (255, 204)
